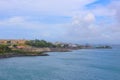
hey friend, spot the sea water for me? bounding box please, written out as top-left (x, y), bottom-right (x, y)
top-left (0, 46), bottom-right (120, 80)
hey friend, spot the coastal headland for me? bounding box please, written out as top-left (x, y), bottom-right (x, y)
top-left (0, 39), bottom-right (112, 59)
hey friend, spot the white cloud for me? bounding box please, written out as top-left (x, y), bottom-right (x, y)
top-left (72, 12), bottom-right (95, 25)
top-left (0, 16), bottom-right (25, 25)
top-left (0, 0), bottom-right (120, 44)
top-left (62, 0), bottom-right (120, 44)
top-left (0, 16), bottom-right (69, 41)
top-left (8, 16), bottom-right (25, 23)
top-left (84, 13), bottom-right (95, 23)
top-left (0, 0), bottom-right (96, 16)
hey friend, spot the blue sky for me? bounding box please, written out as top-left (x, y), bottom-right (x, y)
top-left (0, 0), bottom-right (120, 44)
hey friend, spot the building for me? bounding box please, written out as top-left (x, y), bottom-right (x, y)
top-left (0, 39), bottom-right (27, 45)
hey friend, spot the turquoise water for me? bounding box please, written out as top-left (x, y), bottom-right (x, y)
top-left (0, 47), bottom-right (120, 80)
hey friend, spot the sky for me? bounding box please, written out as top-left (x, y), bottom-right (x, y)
top-left (0, 0), bottom-right (120, 44)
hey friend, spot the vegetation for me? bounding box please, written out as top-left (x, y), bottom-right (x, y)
top-left (25, 39), bottom-right (55, 48)
top-left (0, 44), bottom-right (11, 54)
top-left (25, 39), bottom-right (71, 48)
top-left (0, 39), bottom-right (112, 58)
top-left (12, 49), bottom-right (43, 55)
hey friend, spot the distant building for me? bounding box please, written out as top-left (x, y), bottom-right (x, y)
top-left (68, 44), bottom-right (78, 48)
top-left (0, 39), bottom-right (27, 45)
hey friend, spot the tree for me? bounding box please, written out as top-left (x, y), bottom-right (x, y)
top-left (25, 39), bottom-right (55, 48)
top-left (0, 44), bottom-right (11, 53)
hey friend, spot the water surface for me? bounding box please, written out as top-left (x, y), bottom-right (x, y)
top-left (0, 46), bottom-right (120, 80)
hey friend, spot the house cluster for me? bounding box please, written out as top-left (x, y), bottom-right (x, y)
top-left (0, 39), bottom-right (27, 49)
top-left (0, 39), bottom-right (26, 45)
top-left (54, 42), bottom-right (79, 48)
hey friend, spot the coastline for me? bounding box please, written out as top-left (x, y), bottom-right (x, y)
top-left (0, 48), bottom-right (72, 59)
top-left (0, 52), bottom-right (49, 59)
top-left (0, 46), bottom-right (112, 59)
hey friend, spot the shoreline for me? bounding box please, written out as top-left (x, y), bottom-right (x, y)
top-left (0, 46), bottom-right (112, 59)
top-left (0, 52), bottom-right (49, 59)
top-left (0, 48), bottom-right (72, 59)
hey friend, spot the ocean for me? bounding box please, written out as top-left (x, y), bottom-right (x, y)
top-left (0, 46), bottom-right (120, 80)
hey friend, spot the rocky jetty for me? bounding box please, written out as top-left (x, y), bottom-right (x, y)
top-left (95, 46), bottom-right (112, 49)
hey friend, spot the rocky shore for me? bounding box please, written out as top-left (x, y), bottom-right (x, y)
top-left (0, 52), bottom-right (49, 59)
top-left (0, 48), bottom-right (72, 59)
top-left (0, 46), bottom-right (112, 59)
